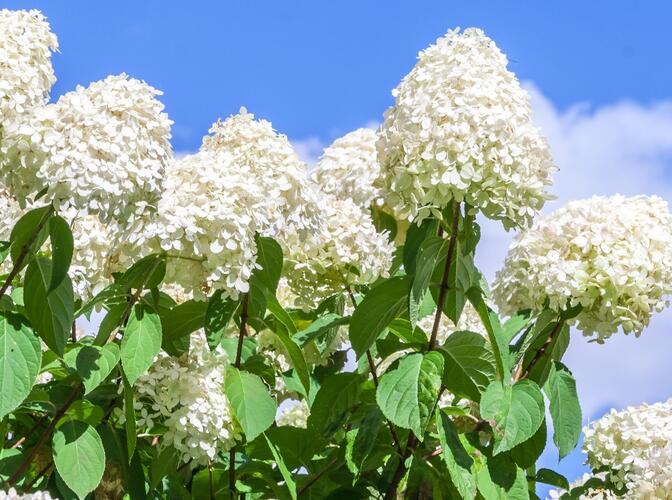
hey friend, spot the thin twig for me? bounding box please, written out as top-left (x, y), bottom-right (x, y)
top-left (297, 458), bottom-right (339, 497)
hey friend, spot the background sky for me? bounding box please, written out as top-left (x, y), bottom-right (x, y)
top-left (7, 0), bottom-right (672, 496)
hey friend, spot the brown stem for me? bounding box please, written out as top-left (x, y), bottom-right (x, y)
top-left (70, 322), bottom-right (77, 342)
top-left (428, 202), bottom-right (460, 352)
top-left (516, 320), bottom-right (564, 381)
top-left (229, 293), bottom-right (249, 499)
top-left (209, 460), bottom-right (215, 500)
top-left (8, 385), bottom-right (81, 486)
top-left (0, 205), bottom-right (53, 300)
top-left (297, 458), bottom-right (339, 497)
top-left (385, 203), bottom-right (461, 499)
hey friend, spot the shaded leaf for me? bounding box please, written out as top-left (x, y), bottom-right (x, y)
top-left (225, 367), bottom-right (276, 441)
top-left (64, 343), bottom-right (120, 395)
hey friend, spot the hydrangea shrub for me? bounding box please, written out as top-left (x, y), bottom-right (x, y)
top-left (0, 10), bottom-right (670, 500)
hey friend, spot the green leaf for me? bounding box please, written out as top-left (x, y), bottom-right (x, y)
top-left (64, 400), bottom-right (104, 428)
top-left (410, 236), bottom-right (447, 326)
top-left (0, 241), bottom-right (10, 268)
top-left (63, 344), bottom-right (120, 395)
top-left (376, 351), bottom-right (443, 439)
top-left (266, 294), bottom-right (297, 334)
top-left (205, 290), bottom-right (238, 350)
top-left (251, 236), bottom-right (283, 294)
top-left (544, 362), bottom-right (582, 459)
top-left (480, 380), bottom-right (545, 455)
top-left (524, 323), bottom-right (570, 386)
top-left (439, 330), bottom-right (496, 402)
top-left (52, 420), bottom-right (105, 499)
top-left (150, 447), bottom-right (179, 488)
top-left (535, 468), bottom-right (569, 490)
top-left (24, 256), bottom-right (74, 356)
top-left (349, 276), bottom-right (409, 358)
top-left (510, 418), bottom-right (547, 469)
top-left (308, 372), bottom-right (361, 437)
top-left (121, 305), bottom-right (162, 385)
top-left (263, 433), bottom-right (297, 500)
top-left (476, 457), bottom-right (529, 500)
top-left (436, 410), bottom-right (476, 499)
top-left (502, 313), bottom-right (531, 343)
top-left (161, 299), bottom-right (206, 356)
top-left (48, 216), bottom-right (74, 292)
top-left (293, 313), bottom-right (349, 347)
top-left (0, 312), bottom-right (41, 418)
top-left (220, 337), bottom-right (256, 364)
top-left (10, 205), bottom-right (52, 265)
top-left (403, 218), bottom-right (439, 275)
top-left (118, 254), bottom-right (166, 291)
top-left (272, 329), bottom-right (310, 395)
top-left (466, 289), bottom-right (507, 380)
top-left (225, 367), bottom-right (276, 441)
top-left (122, 371), bottom-right (137, 460)
top-left (93, 303), bottom-right (126, 346)
top-left (345, 407), bottom-right (384, 479)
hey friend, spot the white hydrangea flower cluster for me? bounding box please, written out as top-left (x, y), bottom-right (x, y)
top-left (493, 195), bottom-right (672, 342)
top-left (376, 28), bottom-right (555, 228)
top-left (0, 9), bottom-right (57, 131)
top-left (132, 331), bottom-right (240, 466)
top-left (312, 128), bottom-right (382, 209)
top-left (201, 108), bottom-right (320, 236)
top-left (283, 195), bottom-right (395, 309)
top-left (1, 74), bottom-right (173, 223)
top-left (140, 150), bottom-right (261, 299)
top-left (583, 399), bottom-right (672, 498)
top-left (418, 302), bottom-right (485, 345)
top-left (0, 489), bottom-right (54, 500)
top-left (0, 187), bottom-right (23, 273)
top-left (276, 399), bottom-right (310, 428)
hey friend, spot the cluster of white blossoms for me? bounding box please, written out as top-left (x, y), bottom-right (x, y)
top-left (1, 74), bottom-right (173, 223)
top-left (140, 150), bottom-right (261, 299)
top-left (493, 195), bottom-right (672, 342)
top-left (276, 400), bottom-right (310, 428)
top-left (0, 9), bottom-right (57, 130)
top-left (132, 331), bottom-right (240, 466)
top-left (312, 128), bottom-right (382, 209)
top-left (583, 399), bottom-right (672, 499)
top-left (201, 108), bottom-right (321, 236)
top-left (418, 302), bottom-right (485, 345)
top-left (0, 187), bottom-right (23, 273)
top-left (0, 490), bottom-right (54, 500)
top-left (548, 473), bottom-right (617, 500)
top-left (376, 28), bottom-right (555, 228)
top-left (283, 195), bottom-right (395, 309)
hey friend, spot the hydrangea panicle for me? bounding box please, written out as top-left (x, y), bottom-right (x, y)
top-left (493, 195), bottom-right (672, 342)
top-left (377, 28), bottom-right (556, 228)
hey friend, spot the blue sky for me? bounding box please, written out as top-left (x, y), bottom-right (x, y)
top-left (7, 0), bottom-right (672, 150)
top-left (8, 1), bottom-right (672, 496)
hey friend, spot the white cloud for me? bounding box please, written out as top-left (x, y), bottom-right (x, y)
top-left (477, 83), bottom-right (672, 421)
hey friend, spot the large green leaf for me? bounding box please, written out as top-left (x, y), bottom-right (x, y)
top-left (0, 312), bottom-right (41, 418)
top-left (48, 215), bottom-right (74, 292)
top-left (250, 236), bottom-right (283, 294)
top-left (308, 372), bottom-right (361, 437)
top-left (117, 254), bottom-right (166, 291)
top-left (225, 367), bottom-right (276, 441)
top-left (376, 351), bottom-right (443, 439)
top-left (24, 256), bottom-right (74, 356)
top-left (204, 290), bottom-right (238, 350)
top-left (263, 433), bottom-right (297, 500)
top-left (410, 236), bottom-right (447, 327)
top-left (436, 410), bottom-right (476, 499)
top-left (121, 305), bottom-right (162, 385)
top-left (9, 205), bottom-right (51, 265)
top-left (271, 329), bottom-right (310, 395)
top-left (439, 330), bottom-right (496, 402)
top-left (345, 407), bottom-right (384, 479)
top-left (64, 343), bottom-right (120, 395)
top-left (544, 362), bottom-right (582, 459)
top-left (403, 218), bottom-right (439, 275)
top-left (466, 289), bottom-right (507, 380)
top-left (476, 457), bottom-right (529, 500)
top-left (349, 276), bottom-right (409, 358)
top-left (52, 420), bottom-right (105, 499)
top-left (510, 418), bottom-right (547, 469)
top-left (480, 380), bottom-right (545, 455)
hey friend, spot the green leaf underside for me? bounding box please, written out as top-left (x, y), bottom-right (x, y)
top-left (376, 351), bottom-right (443, 439)
top-left (480, 380), bottom-right (545, 455)
top-left (121, 305), bottom-right (162, 385)
top-left (225, 368), bottom-right (276, 441)
top-left (0, 313), bottom-right (41, 418)
top-left (52, 420), bottom-right (106, 499)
